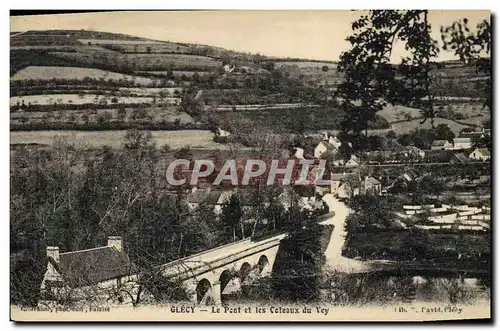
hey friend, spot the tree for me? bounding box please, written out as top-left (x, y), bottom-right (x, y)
top-left (220, 194), bottom-right (243, 242)
top-left (321, 65), bottom-right (329, 72)
top-left (174, 146), bottom-right (193, 160)
top-left (441, 18), bottom-right (491, 110)
top-left (124, 129), bottom-right (154, 150)
top-left (336, 10), bottom-right (440, 136)
top-left (434, 123), bottom-right (455, 142)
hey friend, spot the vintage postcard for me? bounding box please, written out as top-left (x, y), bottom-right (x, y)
top-left (10, 10), bottom-right (491, 322)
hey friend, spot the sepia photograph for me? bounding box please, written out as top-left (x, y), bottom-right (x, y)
top-left (9, 9), bottom-right (492, 322)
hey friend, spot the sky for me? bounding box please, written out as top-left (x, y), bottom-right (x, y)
top-left (10, 10), bottom-right (490, 62)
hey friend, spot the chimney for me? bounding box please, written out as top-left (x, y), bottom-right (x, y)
top-left (47, 246), bottom-right (60, 263)
top-left (107, 236), bottom-right (123, 251)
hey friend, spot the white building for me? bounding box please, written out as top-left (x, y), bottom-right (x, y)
top-left (314, 141), bottom-right (337, 159)
top-left (431, 140), bottom-right (454, 150)
top-left (294, 147), bottom-right (305, 159)
top-left (453, 137), bottom-right (472, 150)
top-left (469, 148), bottom-right (491, 161)
top-left (345, 155), bottom-right (360, 167)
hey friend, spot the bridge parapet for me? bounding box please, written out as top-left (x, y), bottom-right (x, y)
top-left (162, 233), bottom-right (286, 281)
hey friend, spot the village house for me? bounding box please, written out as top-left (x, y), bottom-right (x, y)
top-left (40, 237), bottom-right (139, 305)
top-left (431, 140), bottom-right (454, 151)
top-left (469, 148), bottom-right (491, 161)
top-left (363, 176), bottom-right (382, 195)
top-left (345, 155), bottom-right (360, 167)
top-left (293, 147), bottom-right (305, 159)
top-left (223, 64), bottom-right (235, 74)
top-left (186, 188), bottom-right (225, 213)
top-left (364, 150), bottom-right (393, 164)
top-left (215, 127), bottom-right (232, 138)
top-left (314, 141), bottom-right (338, 159)
top-left (330, 172), bottom-right (361, 199)
top-left (403, 145), bottom-right (426, 159)
top-left (459, 127), bottom-right (490, 141)
top-left (452, 137), bottom-right (472, 150)
top-left (388, 168), bottom-right (421, 191)
top-left (327, 136), bottom-right (342, 149)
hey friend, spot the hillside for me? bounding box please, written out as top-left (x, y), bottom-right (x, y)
top-left (10, 29), bottom-right (489, 143)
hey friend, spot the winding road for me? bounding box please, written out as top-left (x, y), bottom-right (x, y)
top-left (319, 194), bottom-right (393, 273)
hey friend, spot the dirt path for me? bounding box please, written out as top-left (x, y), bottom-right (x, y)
top-left (319, 194), bottom-right (393, 273)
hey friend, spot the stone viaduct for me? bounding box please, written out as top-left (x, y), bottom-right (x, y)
top-left (161, 233), bottom-right (286, 305)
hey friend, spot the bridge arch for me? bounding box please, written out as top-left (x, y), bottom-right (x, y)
top-left (196, 278), bottom-right (213, 305)
top-left (219, 269), bottom-right (233, 303)
top-left (257, 255), bottom-right (269, 274)
top-left (239, 262), bottom-right (252, 284)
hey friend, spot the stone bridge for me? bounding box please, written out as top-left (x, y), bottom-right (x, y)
top-left (161, 233), bottom-right (286, 305)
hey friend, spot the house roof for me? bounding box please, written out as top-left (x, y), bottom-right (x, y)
top-left (365, 176), bottom-right (381, 185)
top-left (316, 141), bottom-right (337, 151)
top-left (187, 189), bottom-right (224, 205)
top-left (475, 148), bottom-right (491, 156)
top-left (205, 190), bottom-right (224, 205)
top-left (53, 247), bottom-right (138, 287)
top-left (460, 131), bottom-right (484, 138)
top-left (453, 153), bottom-right (470, 163)
top-left (431, 140), bottom-right (449, 146)
top-left (217, 189), bottom-right (260, 206)
top-left (331, 172), bottom-right (360, 182)
top-left (405, 145), bottom-right (423, 152)
top-left (453, 137), bottom-right (472, 143)
top-left (404, 168), bottom-right (419, 179)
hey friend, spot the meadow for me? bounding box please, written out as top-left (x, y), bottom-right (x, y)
top-left (12, 66), bottom-right (158, 85)
top-left (10, 130), bottom-right (226, 150)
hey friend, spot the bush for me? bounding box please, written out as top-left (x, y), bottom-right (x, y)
top-left (174, 146), bottom-right (193, 160)
top-left (161, 144), bottom-right (171, 153)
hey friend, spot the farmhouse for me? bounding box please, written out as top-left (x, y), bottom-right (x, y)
top-left (431, 140), bottom-right (454, 150)
top-left (40, 237), bottom-right (139, 304)
top-left (469, 148), bottom-right (491, 161)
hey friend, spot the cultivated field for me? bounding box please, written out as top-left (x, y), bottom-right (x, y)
top-left (378, 104), bottom-right (423, 123)
top-left (10, 94), bottom-right (168, 106)
top-left (51, 51), bottom-right (222, 71)
top-left (11, 106), bottom-right (195, 126)
top-left (135, 70), bottom-right (213, 78)
top-left (78, 39), bottom-right (166, 45)
top-left (277, 61), bottom-right (342, 86)
top-left (11, 66), bottom-right (158, 85)
top-left (10, 130), bottom-right (227, 150)
top-left (276, 61), bottom-right (337, 69)
top-left (390, 117), bottom-right (471, 135)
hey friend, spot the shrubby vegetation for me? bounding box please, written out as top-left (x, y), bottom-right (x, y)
top-left (10, 130), bottom-right (325, 306)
